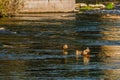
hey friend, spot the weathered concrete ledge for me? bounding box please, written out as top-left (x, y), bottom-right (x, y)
top-left (15, 13), bottom-right (75, 17)
top-left (19, 0), bottom-right (75, 13)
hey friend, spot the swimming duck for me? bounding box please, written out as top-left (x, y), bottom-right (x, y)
top-left (75, 50), bottom-right (82, 61)
top-left (82, 47), bottom-right (90, 65)
top-left (63, 44), bottom-right (68, 50)
top-left (85, 47), bottom-right (90, 53)
top-left (82, 47), bottom-right (90, 57)
top-left (76, 50), bottom-right (82, 56)
top-left (62, 44), bottom-right (68, 55)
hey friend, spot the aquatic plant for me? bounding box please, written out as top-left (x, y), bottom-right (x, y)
top-left (106, 2), bottom-right (115, 10)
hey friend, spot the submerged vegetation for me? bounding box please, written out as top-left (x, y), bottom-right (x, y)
top-left (106, 2), bottom-right (115, 9)
top-left (0, 0), bottom-right (23, 17)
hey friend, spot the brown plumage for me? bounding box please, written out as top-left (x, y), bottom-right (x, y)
top-left (76, 50), bottom-right (82, 55)
top-left (82, 47), bottom-right (90, 58)
top-left (63, 44), bottom-right (68, 50)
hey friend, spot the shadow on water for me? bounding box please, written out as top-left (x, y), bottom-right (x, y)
top-left (0, 13), bottom-right (120, 80)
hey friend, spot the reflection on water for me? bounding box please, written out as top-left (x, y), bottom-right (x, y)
top-left (75, 50), bottom-right (82, 61)
top-left (0, 13), bottom-right (120, 79)
top-left (83, 56), bottom-right (90, 65)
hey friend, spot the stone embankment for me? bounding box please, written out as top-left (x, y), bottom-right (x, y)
top-left (83, 10), bottom-right (120, 15)
top-left (75, 3), bottom-right (120, 18)
top-left (75, 3), bottom-right (106, 11)
top-left (77, 10), bottom-right (120, 19)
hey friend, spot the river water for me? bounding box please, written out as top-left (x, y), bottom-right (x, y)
top-left (0, 13), bottom-right (120, 80)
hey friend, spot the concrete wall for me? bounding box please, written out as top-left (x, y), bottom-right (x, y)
top-left (19, 0), bottom-right (75, 12)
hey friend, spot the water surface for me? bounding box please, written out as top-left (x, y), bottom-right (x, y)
top-left (0, 13), bottom-right (120, 80)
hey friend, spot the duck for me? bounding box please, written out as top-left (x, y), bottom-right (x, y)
top-left (63, 44), bottom-right (68, 50)
top-left (82, 47), bottom-right (90, 58)
top-left (75, 50), bottom-right (82, 61)
top-left (82, 47), bottom-right (90, 65)
top-left (62, 44), bottom-right (68, 55)
top-left (76, 50), bottom-right (82, 56)
top-left (84, 47), bottom-right (90, 53)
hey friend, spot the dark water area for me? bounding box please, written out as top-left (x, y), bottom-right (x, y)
top-left (0, 13), bottom-right (120, 80)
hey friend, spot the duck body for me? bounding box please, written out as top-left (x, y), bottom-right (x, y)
top-left (62, 44), bottom-right (68, 55)
top-left (63, 44), bottom-right (68, 50)
top-left (82, 47), bottom-right (90, 58)
top-left (76, 50), bottom-right (82, 56)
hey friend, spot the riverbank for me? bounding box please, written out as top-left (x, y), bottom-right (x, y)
top-left (77, 9), bottom-right (120, 19)
top-left (75, 2), bottom-right (120, 19)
